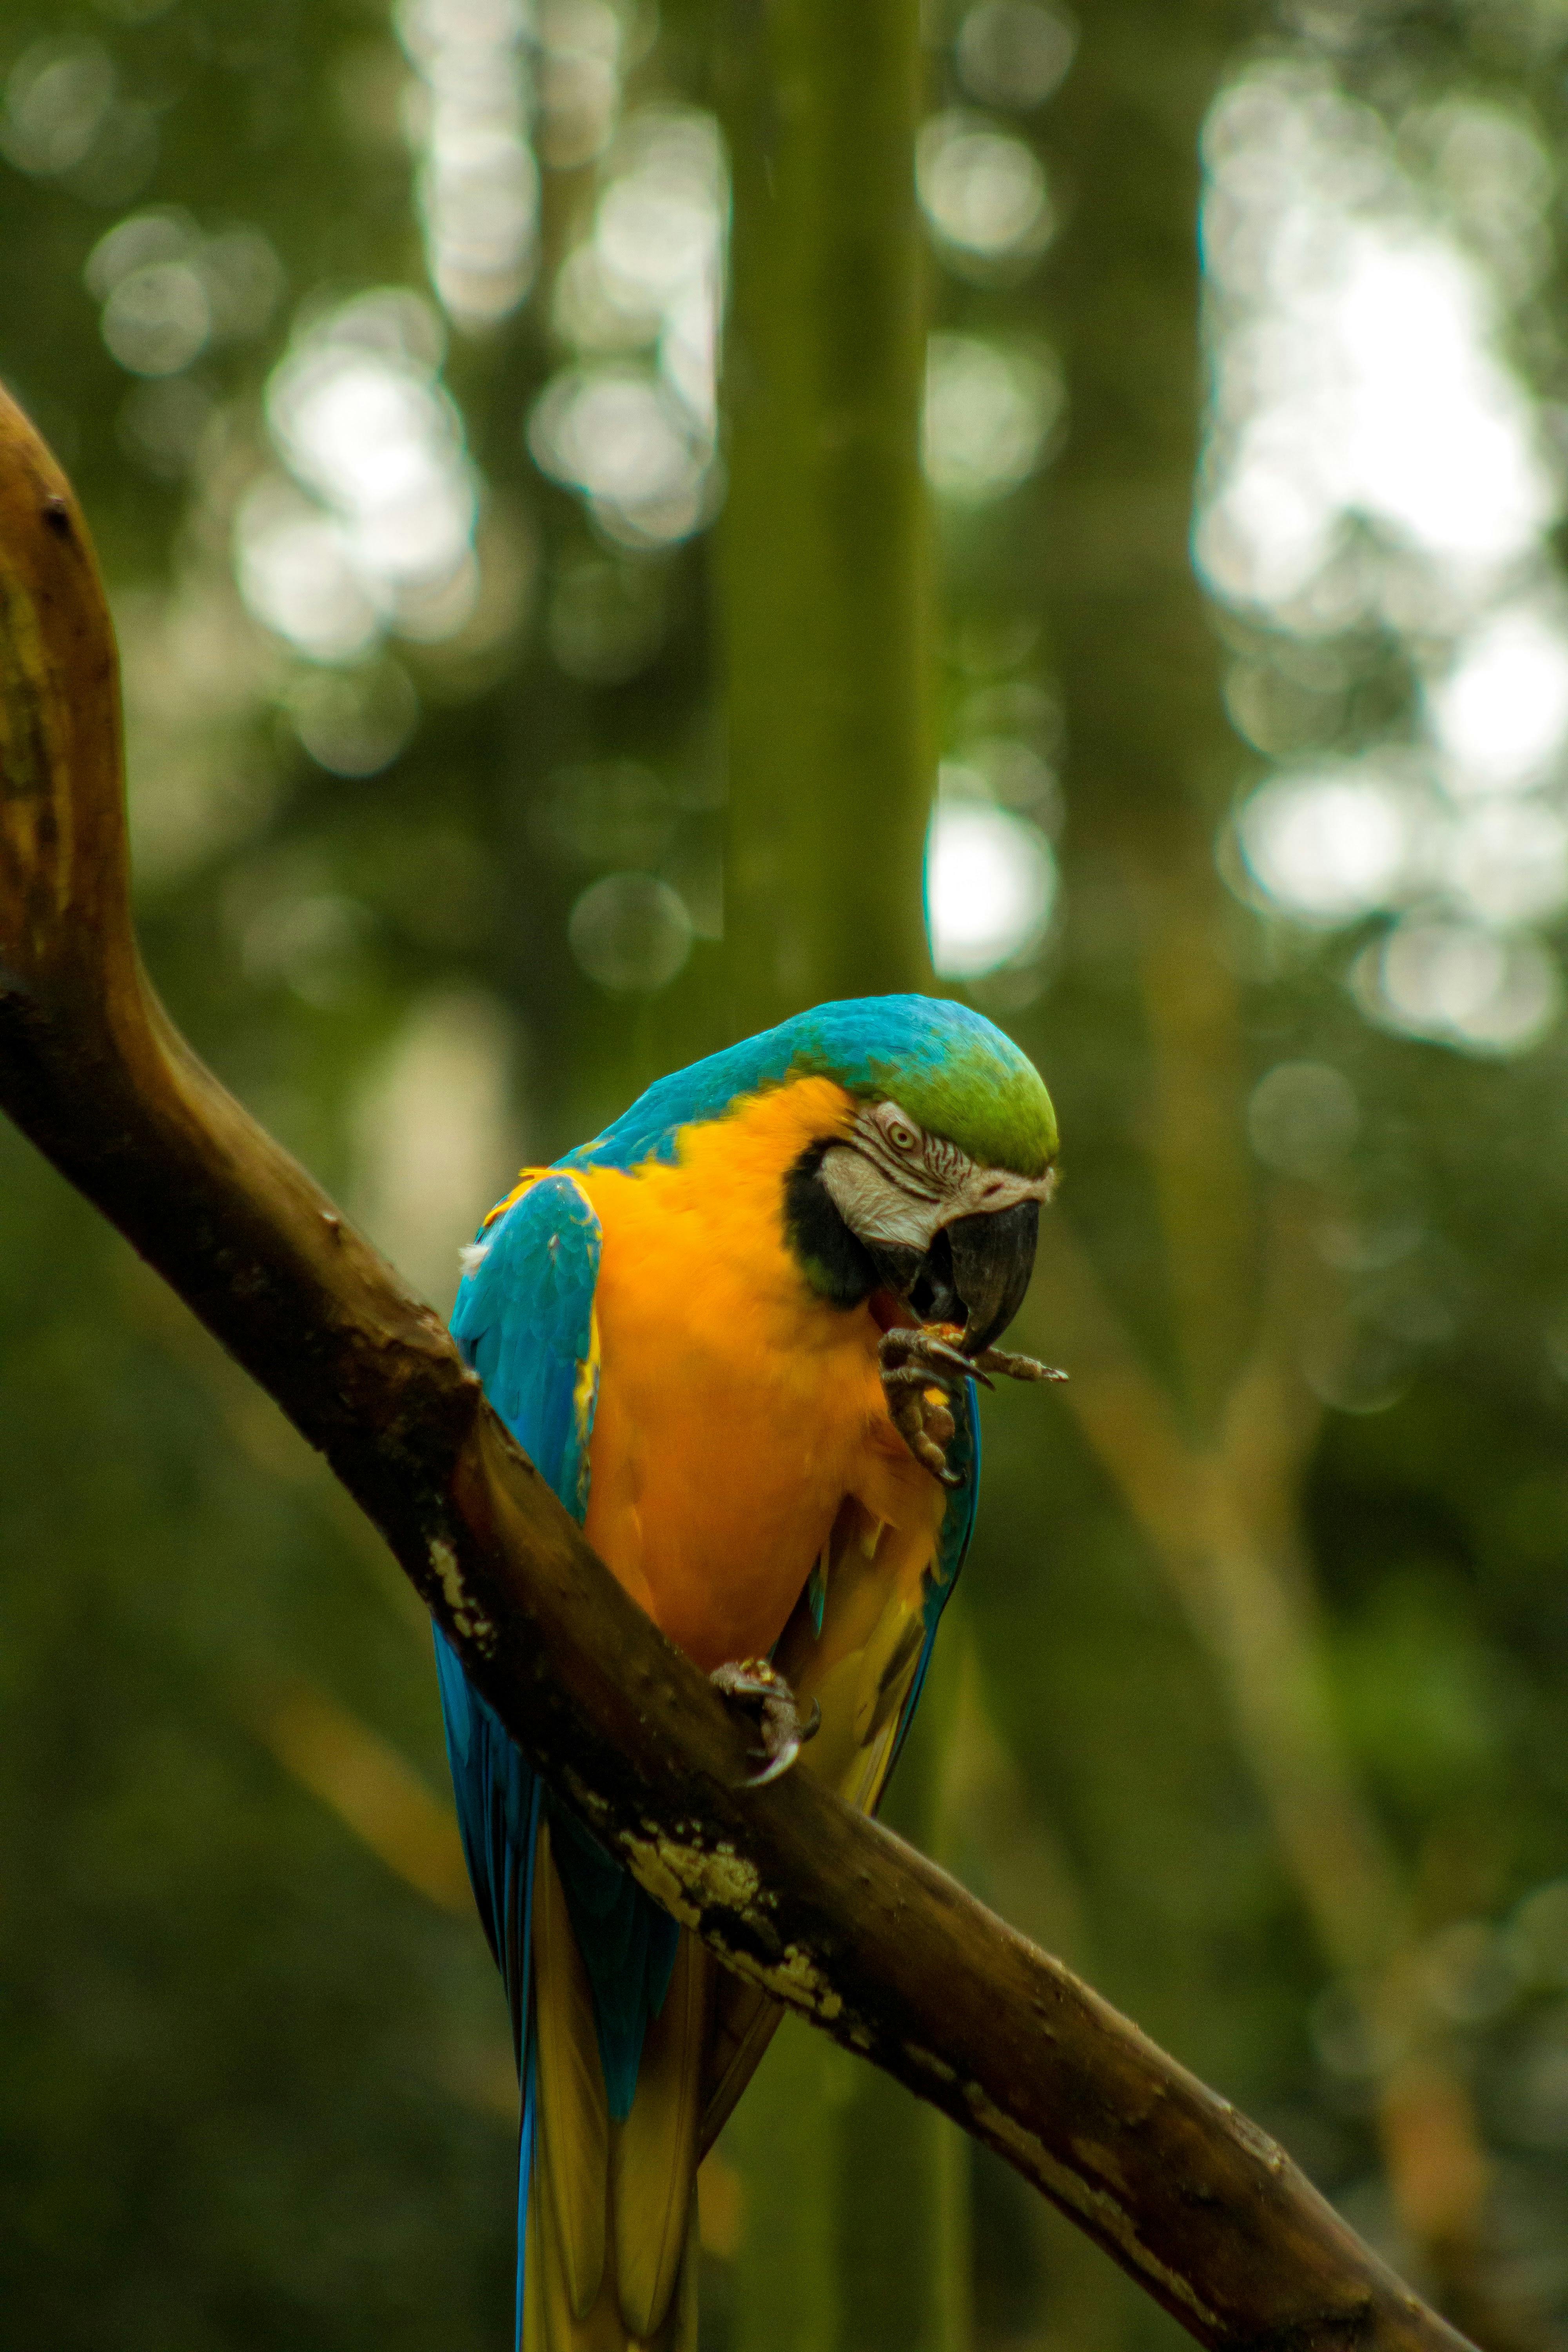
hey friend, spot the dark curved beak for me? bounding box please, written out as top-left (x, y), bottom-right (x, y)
top-left (946, 1200), bottom-right (1040, 1354)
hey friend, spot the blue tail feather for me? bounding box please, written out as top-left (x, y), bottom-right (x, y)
top-left (514, 1783), bottom-right (541, 2352)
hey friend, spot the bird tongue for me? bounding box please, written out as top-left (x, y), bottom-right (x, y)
top-left (867, 1287), bottom-right (915, 1334)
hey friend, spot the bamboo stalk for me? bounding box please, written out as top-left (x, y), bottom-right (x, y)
top-left (715, 0), bottom-right (933, 1024)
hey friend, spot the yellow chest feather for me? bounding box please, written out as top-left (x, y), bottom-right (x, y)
top-left (564, 1076), bottom-right (940, 1669)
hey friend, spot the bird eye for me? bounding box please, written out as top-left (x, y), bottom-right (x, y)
top-left (888, 1122), bottom-right (917, 1152)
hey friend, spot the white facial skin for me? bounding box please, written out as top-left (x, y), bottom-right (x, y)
top-left (817, 1098), bottom-right (1055, 1252)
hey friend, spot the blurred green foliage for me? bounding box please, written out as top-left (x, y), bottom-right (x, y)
top-left (14, 2), bottom-right (1568, 2350)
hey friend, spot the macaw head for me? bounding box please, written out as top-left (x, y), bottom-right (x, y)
top-left (566, 992), bottom-right (1058, 1355)
top-left (783, 996), bottom-right (1058, 1356)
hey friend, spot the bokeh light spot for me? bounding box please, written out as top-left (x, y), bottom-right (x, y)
top-left (1198, 63), bottom-right (1558, 619)
top-left (1236, 766), bottom-right (1423, 924)
top-left (237, 290), bottom-right (481, 658)
top-left (87, 210), bottom-right (284, 376)
top-left (926, 802), bottom-right (1056, 977)
top-left (397, 0), bottom-right (539, 327)
top-left (236, 484), bottom-right (381, 664)
top-left (955, 1), bottom-right (1076, 112)
top-left (288, 661), bottom-right (419, 778)
top-left (924, 333), bottom-right (1061, 503)
top-left (528, 366), bottom-right (710, 545)
top-left (568, 872), bottom-right (693, 991)
top-left (1356, 916), bottom-right (1560, 1055)
top-left (1429, 604), bottom-right (1568, 795)
top-left (0, 40), bottom-right (116, 177)
top-left (100, 263), bottom-right (211, 376)
top-left (1247, 1061), bottom-right (1359, 1180)
top-left (917, 113), bottom-right (1053, 270)
top-left (536, 107), bottom-right (726, 542)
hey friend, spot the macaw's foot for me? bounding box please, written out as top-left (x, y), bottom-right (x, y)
top-left (879, 1325), bottom-right (977, 1487)
top-left (711, 1658), bottom-right (820, 1787)
top-left (881, 1325), bottom-right (1068, 1487)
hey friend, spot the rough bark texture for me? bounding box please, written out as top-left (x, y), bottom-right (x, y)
top-left (0, 387), bottom-right (1474, 2352)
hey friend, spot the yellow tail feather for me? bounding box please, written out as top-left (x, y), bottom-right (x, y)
top-left (532, 1826), bottom-right (610, 2322)
top-left (527, 1832), bottom-right (701, 2352)
top-left (521, 1481), bottom-right (947, 2350)
top-left (612, 1931), bottom-right (708, 2337)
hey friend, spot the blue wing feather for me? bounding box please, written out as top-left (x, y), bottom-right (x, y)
top-left (452, 1172), bottom-right (602, 1512)
top-left (435, 1171), bottom-right (677, 2352)
top-left (437, 1172), bottom-right (601, 2017)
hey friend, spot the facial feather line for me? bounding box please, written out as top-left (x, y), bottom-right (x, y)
top-left (820, 1099), bottom-right (1056, 1253)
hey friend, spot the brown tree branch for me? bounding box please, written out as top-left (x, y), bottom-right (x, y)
top-left (0, 387), bottom-right (1475, 2352)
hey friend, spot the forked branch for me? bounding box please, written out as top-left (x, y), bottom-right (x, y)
top-left (0, 388), bottom-right (1472, 2352)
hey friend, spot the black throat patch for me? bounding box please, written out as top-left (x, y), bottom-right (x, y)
top-left (783, 1142), bottom-right (877, 1309)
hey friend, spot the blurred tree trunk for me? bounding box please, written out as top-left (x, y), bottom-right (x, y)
top-left (712, 5), bottom-right (961, 2348)
top-left (716, 0), bottom-right (934, 1031)
top-left (1019, 5), bottom-right (1526, 2343)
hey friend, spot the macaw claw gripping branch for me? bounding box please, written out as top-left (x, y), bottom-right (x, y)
top-left (0, 387), bottom-right (1475, 2352)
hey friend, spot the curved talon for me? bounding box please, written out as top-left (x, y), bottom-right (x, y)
top-left (711, 1657), bottom-right (815, 1786)
top-left (913, 1336), bottom-right (989, 1386)
top-left (887, 1329), bottom-right (995, 1391)
top-left (742, 1694), bottom-right (821, 1786)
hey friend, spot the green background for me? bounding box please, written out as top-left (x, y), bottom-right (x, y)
top-left (7, 3), bottom-right (1568, 2349)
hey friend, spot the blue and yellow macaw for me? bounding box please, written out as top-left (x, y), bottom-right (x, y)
top-left (434, 994), bottom-right (1058, 2351)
